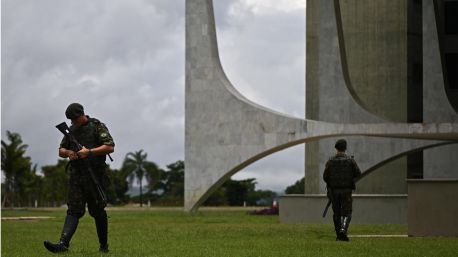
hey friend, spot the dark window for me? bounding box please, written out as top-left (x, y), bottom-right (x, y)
top-left (408, 62), bottom-right (423, 122)
top-left (446, 53), bottom-right (458, 89)
top-left (413, 63), bottom-right (422, 85)
top-left (445, 1), bottom-right (458, 34)
top-left (407, 152), bottom-right (423, 179)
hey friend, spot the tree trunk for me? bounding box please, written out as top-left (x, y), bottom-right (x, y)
top-left (140, 180), bottom-right (143, 207)
top-left (2, 192), bottom-right (8, 208)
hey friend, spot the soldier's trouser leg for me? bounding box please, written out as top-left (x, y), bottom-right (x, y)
top-left (44, 172), bottom-right (86, 253)
top-left (339, 191), bottom-right (353, 241)
top-left (333, 214), bottom-right (341, 238)
top-left (94, 213), bottom-right (109, 252)
top-left (88, 191), bottom-right (108, 253)
top-left (331, 193), bottom-right (343, 240)
top-left (44, 215), bottom-right (79, 253)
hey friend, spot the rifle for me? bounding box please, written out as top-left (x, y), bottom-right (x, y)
top-left (56, 122), bottom-right (107, 206)
top-left (322, 187), bottom-right (332, 218)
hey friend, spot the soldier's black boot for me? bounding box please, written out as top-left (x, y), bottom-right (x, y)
top-left (44, 215), bottom-right (79, 253)
top-left (95, 214), bottom-right (109, 253)
top-left (339, 215), bottom-right (352, 242)
top-left (333, 214), bottom-right (342, 241)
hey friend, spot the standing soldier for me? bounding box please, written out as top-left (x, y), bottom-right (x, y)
top-left (44, 103), bottom-right (115, 253)
top-left (323, 139), bottom-right (361, 241)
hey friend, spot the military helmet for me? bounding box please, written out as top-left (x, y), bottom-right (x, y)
top-left (65, 103), bottom-right (84, 119)
top-left (335, 139), bottom-right (347, 151)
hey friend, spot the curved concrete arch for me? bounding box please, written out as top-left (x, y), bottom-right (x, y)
top-left (186, 0), bottom-right (458, 212)
top-left (425, 0), bottom-right (458, 118)
top-left (188, 132), bottom-right (457, 212)
top-left (186, 0), bottom-right (300, 120)
top-left (333, 0), bottom-right (426, 123)
top-left (357, 141), bottom-right (457, 183)
top-left (307, 0), bottom-right (384, 124)
top-left (332, 0), bottom-right (380, 120)
top-left (186, 115), bottom-right (458, 212)
top-left (432, 0), bottom-right (458, 114)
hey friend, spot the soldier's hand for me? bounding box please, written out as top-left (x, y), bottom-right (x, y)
top-left (67, 150), bottom-right (79, 160)
top-left (77, 146), bottom-right (91, 159)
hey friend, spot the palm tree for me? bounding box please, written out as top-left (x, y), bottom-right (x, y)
top-left (1, 131), bottom-right (33, 207)
top-left (122, 150), bottom-right (160, 207)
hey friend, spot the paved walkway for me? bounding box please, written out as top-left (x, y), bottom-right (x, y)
top-left (2, 216), bottom-right (54, 221)
top-left (350, 234), bottom-right (408, 238)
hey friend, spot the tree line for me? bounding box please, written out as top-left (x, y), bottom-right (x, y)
top-left (1, 131), bottom-right (279, 208)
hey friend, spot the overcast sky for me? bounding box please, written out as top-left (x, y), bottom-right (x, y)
top-left (1, 0), bottom-right (305, 193)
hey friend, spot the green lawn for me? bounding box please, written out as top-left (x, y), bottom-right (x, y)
top-left (2, 207), bottom-right (457, 257)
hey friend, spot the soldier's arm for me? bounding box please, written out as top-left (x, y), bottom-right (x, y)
top-left (97, 122), bottom-right (115, 146)
top-left (352, 159), bottom-right (362, 178)
top-left (78, 145), bottom-right (114, 159)
top-left (323, 161), bottom-right (331, 183)
top-left (59, 136), bottom-right (79, 160)
top-left (59, 147), bottom-right (80, 160)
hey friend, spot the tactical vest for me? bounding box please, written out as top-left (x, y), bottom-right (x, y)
top-left (69, 117), bottom-right (106, 166)
top-left (327, 156), bottom-right (355, 189)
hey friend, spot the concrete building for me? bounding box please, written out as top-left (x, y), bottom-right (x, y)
top-left (304, 0), bottom-right (458, 197)
top-left (288, 0), bottom-right (458, 231)
top-left (185, 0), bottom-right (458, 232)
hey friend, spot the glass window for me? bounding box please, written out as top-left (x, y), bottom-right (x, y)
top-left (445, 53), bottom-right (458, 89)
top-left (445, 1), bottom-right (458, 35)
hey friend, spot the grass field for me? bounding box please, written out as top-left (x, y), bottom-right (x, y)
top-left (2, 207), bottom-right (457, 257)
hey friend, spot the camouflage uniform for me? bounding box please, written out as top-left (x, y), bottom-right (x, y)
top-left (60, 116), bottom-right (114, 218)
top-left (323, 151), bottom-right (361, 241)
top-left (44, 103), bottom-right (114, 253)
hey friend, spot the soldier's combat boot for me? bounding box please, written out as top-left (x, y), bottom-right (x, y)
top-left (44, 215), bottom-right (79, 253)
top-left (95, 214), bottom-right (109, 253)
top-left (339, 215), bottom-right (352, 242)
top-left (333, 214), bottom-right (342, 241)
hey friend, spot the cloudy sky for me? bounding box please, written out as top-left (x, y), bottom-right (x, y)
top-left (1, 0), bottom-right (305, 192)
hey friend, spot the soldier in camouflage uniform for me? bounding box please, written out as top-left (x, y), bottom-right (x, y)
top-left (44, 103), bottom-right (115, 253)
top-left (323, 139), bottom-right (361, 241)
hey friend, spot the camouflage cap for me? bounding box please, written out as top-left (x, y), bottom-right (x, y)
top-left (335, 139), bottom-right (347, 151)
top-left (65, 103), bottom-right (84, 119)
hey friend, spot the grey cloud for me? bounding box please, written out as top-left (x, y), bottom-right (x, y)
top-left (2, 0), bottom-right (304, 192)
top-left (2, 0), bottom-right (184, 169)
